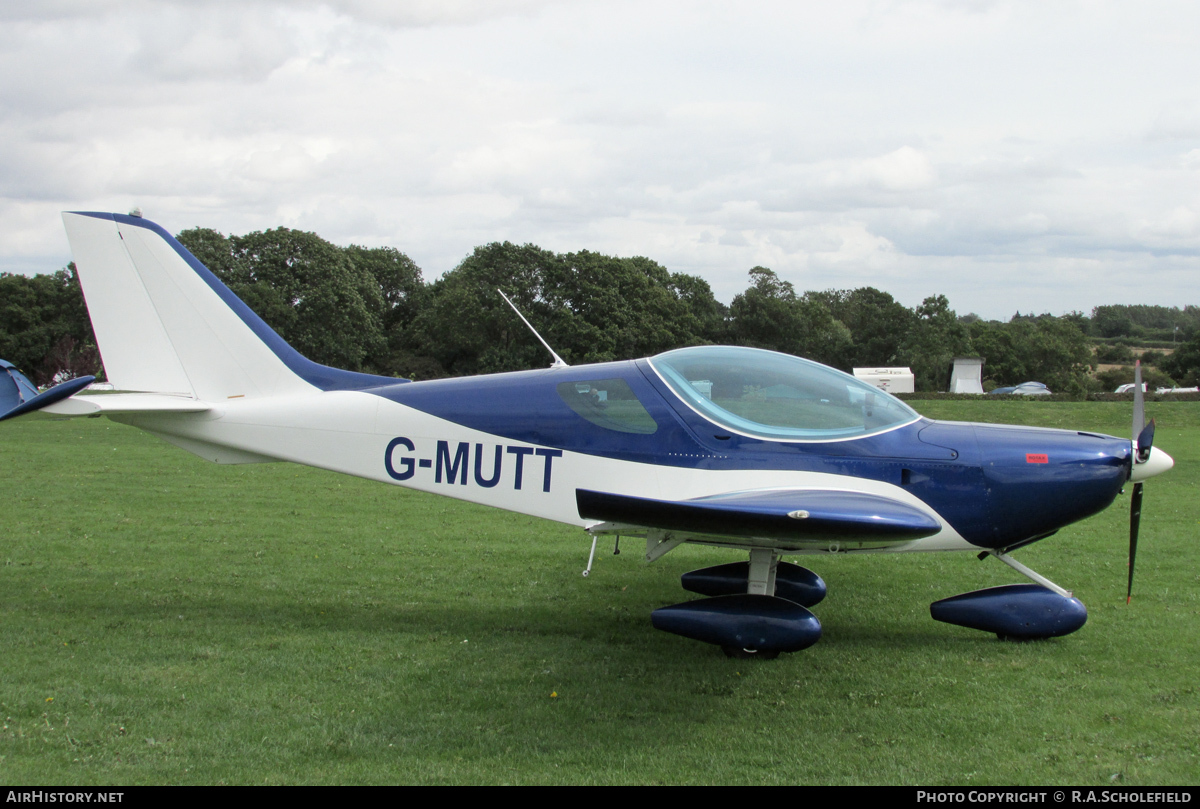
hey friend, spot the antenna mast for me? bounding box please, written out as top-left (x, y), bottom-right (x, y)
top-left (497, 289), bottom-right (569, 369)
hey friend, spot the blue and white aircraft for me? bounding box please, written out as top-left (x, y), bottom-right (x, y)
top-left (2, 212), bottom-right (1175, 658)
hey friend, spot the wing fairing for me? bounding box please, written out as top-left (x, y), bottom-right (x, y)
top-left (576, 487), bottom-right (942, 544)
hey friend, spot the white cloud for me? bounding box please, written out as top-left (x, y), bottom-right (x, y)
top-left (841, 147), bottom-right (937, 192)
top-left (0, 0), bottom-right (1198, 320)
top-left (0, 0), bottom-right (562, 27)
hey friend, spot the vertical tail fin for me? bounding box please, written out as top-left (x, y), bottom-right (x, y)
top-left (62, 212), bottom-right (398, 401)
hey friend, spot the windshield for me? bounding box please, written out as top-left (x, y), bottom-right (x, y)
top-left (648, 346), bottom-right (919, 441)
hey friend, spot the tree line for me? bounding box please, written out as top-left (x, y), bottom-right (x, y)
top-left (2, 225), bottom-right (1198, 392)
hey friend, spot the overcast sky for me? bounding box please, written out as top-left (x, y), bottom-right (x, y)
top-left (2, 0), bottom-right (1197, 319)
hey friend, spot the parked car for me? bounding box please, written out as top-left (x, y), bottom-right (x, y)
top-left (988, 382), bottom-right (1051, 396)
top-left (1115, 383), bottom-right (1147, 394)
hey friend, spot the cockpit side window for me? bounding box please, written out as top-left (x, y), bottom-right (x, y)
top-left (556, 378), bottom-right (658, 434)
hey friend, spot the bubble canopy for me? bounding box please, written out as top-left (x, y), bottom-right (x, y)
top-left (647, 346), bottom-right (920, 442)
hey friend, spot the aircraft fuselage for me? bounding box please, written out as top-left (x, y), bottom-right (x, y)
top-left (117, 356), bottom-right (1131, 556)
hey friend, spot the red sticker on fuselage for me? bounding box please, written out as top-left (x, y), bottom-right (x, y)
top-left (1026, 453), bottom-right (1049, 464)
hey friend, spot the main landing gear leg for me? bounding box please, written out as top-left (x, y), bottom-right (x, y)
top-left (721, 549), bottom-right (784, 658)
top-left (746, 548), bottom-right (779, 596)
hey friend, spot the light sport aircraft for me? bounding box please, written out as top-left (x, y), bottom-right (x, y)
top-left (2, 212), bottom-right (1176, 658)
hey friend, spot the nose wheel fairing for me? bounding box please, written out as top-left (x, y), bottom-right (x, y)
top-left (931, 584), bottom-right (1087, 640)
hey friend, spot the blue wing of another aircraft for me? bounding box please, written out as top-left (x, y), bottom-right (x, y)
top-left (0, 359), bottom-right (95, 423)
top-left (576, 488), bottom-right (942, 541)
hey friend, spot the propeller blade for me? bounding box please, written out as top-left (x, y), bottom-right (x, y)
top-left (1137, 418), bottom-right (1156, 462)
top-left (1132, 360), bottom-right (1145, 439)
top-left (1127, 481), bottom-right (1143, 603)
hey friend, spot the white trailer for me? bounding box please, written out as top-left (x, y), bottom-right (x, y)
top-left (852, 367), bottom-right (915, 394)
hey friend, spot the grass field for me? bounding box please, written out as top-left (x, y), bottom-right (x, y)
top-left (1, 402), bottom-right (1197, 785)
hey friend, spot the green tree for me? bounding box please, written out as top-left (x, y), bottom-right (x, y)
top-left (1094, 342), bottom-right (1135, 365)
top-left (969, 316), bottom-right (1095, 395)
top-left (411, 242), bottom-right (726, 377)
top-left (175, 227), bottom-right (238, 278)
top-left (667, 272), bottom-right (729, 345)
top-left (728, 267), bottom-right (799, 349)
top-left (1088, 303), bottom-right (1200, 341)
top-left (809, 286), bottom-right (916, 369)
top-left (727, 268), bottom-right (852, 365)
top-left (897, 295), bottom-right (972, 391)
top-left (1139, 349), bottom-right (1165, 367)
top-left (1096, 366), bottom-right (1176, 391)
top-left (177, 227), bottom-right (389, 373)
top-left (344, 244), bottom-right (428, 377)
top-left (1092, 305), bottom-right (1137, 339)
top-left (0, 265), bottom-right (99, 386)
top-left (1060, 310), bottom-right (1091, 336)
top-left (546, 251), bottom-right (724, 360)
top-left (543, 251), bottom-right (672, 362)
top-left (1161, 332), bottom-right (1200, 386)
top-left (410, 242), bottom-right (563, 376)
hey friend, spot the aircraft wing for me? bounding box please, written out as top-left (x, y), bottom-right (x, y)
top-left (0, 376), bottom-right (95, 422)
top-left (576, 488), bottom-right (942, 542)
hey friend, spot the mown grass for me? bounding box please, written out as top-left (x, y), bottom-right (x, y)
top-left (1, 401), bottom-right (1197, 785)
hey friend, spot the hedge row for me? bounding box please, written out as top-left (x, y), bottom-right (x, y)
top-left (896, 392), bottom-right (1200, 403)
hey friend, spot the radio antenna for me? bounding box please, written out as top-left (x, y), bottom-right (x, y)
top-left (497, 289), bottom-right (569, 369)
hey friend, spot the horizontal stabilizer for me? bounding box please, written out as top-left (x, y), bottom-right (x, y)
top-left (40, 392), bottom-right (212, 417)
top-left (577, 488), bottom-right (941, 541)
